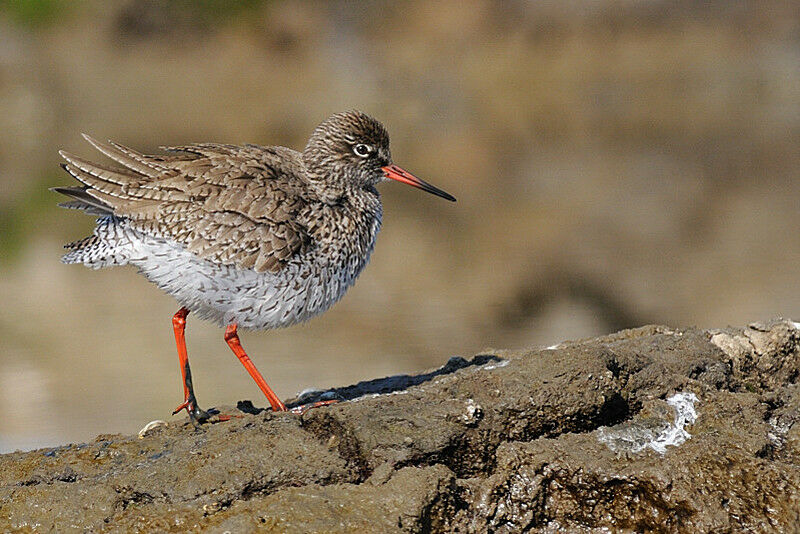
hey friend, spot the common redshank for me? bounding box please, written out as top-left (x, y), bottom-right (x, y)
top-left (54, 110), bottom-right (455, 424)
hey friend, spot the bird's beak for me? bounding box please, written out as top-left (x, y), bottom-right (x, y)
top-left (381, 164), bottom-right (456, 202)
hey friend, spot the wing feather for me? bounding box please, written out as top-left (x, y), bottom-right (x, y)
top-left (82, 134), bottom-right (166, 178)
top-left (55, 138), bottom-right (311, 273)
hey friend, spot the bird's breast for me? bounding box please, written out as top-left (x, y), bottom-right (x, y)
top-left (271, 202), bottom-right (382, 325)
top-left (308, 203), bottom-right (382, 281)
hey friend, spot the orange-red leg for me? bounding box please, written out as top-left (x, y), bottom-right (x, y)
top-left (224, 323), bottom-right (287, 412)
top-left (171, 308), bottom-right (210, 425)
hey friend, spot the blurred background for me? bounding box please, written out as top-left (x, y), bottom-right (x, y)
top-left (0, 0), bottom-right (798, 452)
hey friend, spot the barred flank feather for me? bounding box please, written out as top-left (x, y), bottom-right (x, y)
top-left (61, 216), bottom-right (136, 269)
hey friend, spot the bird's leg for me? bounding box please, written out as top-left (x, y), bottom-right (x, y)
top-left (224, 323), bottom-right (287, 412)
top-left (171, 308), bottom-right (210, 425)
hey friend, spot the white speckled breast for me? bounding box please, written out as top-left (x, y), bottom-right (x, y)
top-left (76, 209), bottom-right (382, 329)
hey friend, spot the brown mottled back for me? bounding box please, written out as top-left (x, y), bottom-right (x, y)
top-left (58, 137), bottom-right (312, 273)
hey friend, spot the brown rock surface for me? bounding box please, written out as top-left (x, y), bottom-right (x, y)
top-left (1, 319), bottom-right (799, 532)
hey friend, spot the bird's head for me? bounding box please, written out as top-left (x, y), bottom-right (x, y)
top-left (303, 110), bottom-right (455, 203)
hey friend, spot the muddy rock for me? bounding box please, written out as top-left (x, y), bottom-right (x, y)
top-left (1, 319), bottom-right (799, 532)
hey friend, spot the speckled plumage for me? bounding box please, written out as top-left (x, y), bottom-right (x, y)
top-left (56, 112), bottom-right (389, 328)
top-left (54, 110), bottom-right (454, 417)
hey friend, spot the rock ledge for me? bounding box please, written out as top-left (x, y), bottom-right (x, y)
top-left (2, 319), bottom-right (799, 532)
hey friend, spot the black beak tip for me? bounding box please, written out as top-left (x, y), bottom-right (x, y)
top-left (431, 187), bottom-right (456, 202)
top-left (424, 183), bottom-right (456, 202)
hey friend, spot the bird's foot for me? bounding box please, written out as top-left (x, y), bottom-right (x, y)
top-left (290, 399), bottom-right (339, 414)
top-left (172, 398), bottom-right (212, 427)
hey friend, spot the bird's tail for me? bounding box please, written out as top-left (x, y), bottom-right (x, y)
top-left (51, 184), bottom-right (114, 216)
top-left (61, 216), bottom-right (134, 269)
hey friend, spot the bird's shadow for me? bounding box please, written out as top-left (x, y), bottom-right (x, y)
top-left (235, 353), bottom-right (504, 415)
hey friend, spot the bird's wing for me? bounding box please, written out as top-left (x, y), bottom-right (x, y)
top-left (57, 135), bottom-right (312, 273)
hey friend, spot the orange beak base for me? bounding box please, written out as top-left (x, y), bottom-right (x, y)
top-left (381, 164), bottom-right (456, 202)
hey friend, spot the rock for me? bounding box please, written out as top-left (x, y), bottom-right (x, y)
top-left (1, 319), bottom-right (799, 532)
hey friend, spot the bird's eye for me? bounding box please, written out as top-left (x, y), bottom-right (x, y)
top-left (353, 143), bottom-right (372, 157)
